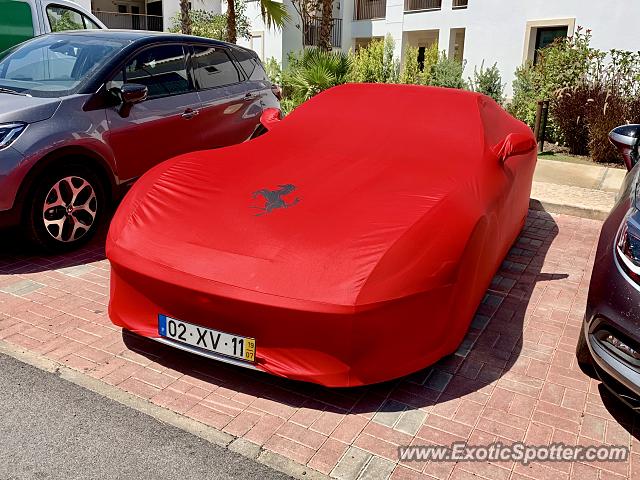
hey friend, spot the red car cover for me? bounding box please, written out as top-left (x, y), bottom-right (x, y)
top-left (107, 84), bottom-right (536, 387)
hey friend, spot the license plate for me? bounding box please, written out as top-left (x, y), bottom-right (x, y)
top-left (158, 315), bottom-right (255, 363)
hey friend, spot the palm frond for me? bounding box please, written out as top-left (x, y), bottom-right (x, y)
top-left (259, 0), bottom-right (289, 30)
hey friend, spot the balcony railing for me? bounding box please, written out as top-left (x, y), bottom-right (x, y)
top-left (404, 0), bottom-right (441, 12)
top-left (453, 0), bottom-right (468, 8)
top-left (353, 0), bottom-right (386, 20)
top-left (92, 11), bottom-right (163, 31)
top-left (304, 18), bottom-right (342, 48)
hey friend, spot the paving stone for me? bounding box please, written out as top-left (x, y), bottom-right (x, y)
top-left (372, 400), bottom-right (406, 428)
top-left (331, 447), bottom-right (371, 480)
top-left (358, 456), bottom-right (395, 480)
top-left (0, 279), bottom-right (44, 296)
top-left (56, 264), bottom-right (96, 277)
top-left (394, 409), bottom-right (427, 436)
top-left (424, 371), bottom-right (452, 393)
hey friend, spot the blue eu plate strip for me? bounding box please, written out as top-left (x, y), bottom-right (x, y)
top-left (158, 314), bottom-right (167, 337)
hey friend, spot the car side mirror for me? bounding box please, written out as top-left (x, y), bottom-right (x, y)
top-left (259, 108), bottom-right (281, 131)
top-left (118, 83), bottom-right (148, 118)
top-left (493, 133), bottom-right (536, 163)
top-left (610, 125), bottom-right (640, 171)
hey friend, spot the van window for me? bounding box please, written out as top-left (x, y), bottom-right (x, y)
top-left (0, 0), bottom-right (34, 53)
top-left (47, 5), bottom-right (101, 32)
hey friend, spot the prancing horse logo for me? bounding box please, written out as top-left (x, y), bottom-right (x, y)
top-left (251, 184), bottom-right (300, 216)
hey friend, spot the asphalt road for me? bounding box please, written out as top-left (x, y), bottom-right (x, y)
top-left (0, 353), bottom-right (291, 480)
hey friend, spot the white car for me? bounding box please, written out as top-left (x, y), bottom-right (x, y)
top-left (0, 0), bottom-right (105, 52)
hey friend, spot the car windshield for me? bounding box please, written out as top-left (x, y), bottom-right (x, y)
top-left (0, 34), bottom-right (126, 98)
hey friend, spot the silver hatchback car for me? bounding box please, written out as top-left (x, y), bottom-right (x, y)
top-left (0, 30), bottom-right (280, 251)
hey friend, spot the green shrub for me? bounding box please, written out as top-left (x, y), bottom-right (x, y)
top-left (524, 28), bottom-right (640, 163)
top-left (507, 63), bottom-right (540, 128)
top-left (169, 4), bottom-right (249, 41)
top-left (429, 52), bottom-right (467, 89)
top-left (347, 35), bottom-right (399, 84)
top-left (509, 28), bottom-right (597, 148)
top-left (264, 57), bottom-right (282, 85)
top-left (469, 61), bottom-right (505, 104)
top-left (399, 46), bottom-right (421, 85)
top-left (281, 48), bottom-right (350, 112)
top-left (400, 44), bottom-right (438, 85)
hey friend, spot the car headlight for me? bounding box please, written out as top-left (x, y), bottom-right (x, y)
top-left (616, 215), bottom-right (640, 278)
top-left (0, 122), bottom-right (27, 149)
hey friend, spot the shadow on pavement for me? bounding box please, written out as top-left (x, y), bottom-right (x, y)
top-left (598, 384), bottom-right (639, 440)
top-left (121, 208), bottom-right (573, 416)
top-left (0, 226), bottom-right (107, 275)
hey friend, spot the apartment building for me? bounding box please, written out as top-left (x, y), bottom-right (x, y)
top-left (79, 0), bottom-right (640, 96)
top-left (240, 0), bottom-right (640, 96)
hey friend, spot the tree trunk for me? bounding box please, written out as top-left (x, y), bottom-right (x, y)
top-left (318, 0), bottom-right (333, 51)
top-left (226, 0), bottom-right (237, 44)
top-left (179, 0), bottom-right (191, 35)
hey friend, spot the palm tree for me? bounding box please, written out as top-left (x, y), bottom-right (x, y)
top-left (179, 0), bottom-right (192, 35)
top-left (318, 0), bottom-right (333, 51)
top-left (226, 0), bottom-right (288, 44)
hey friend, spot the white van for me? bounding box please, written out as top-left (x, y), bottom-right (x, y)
top-left (0, 0), bottom-right (106, 52)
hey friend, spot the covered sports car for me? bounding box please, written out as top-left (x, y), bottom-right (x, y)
top-left (107, 84), bottom-right (536, 387)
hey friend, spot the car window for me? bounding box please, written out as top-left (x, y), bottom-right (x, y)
top-left (125, 44), bottom-right (191, 99)
top-left (232, 47), bottom-right (256, 78)
top-left (192, 46), bottom-right (241, 89)
top-left (232, 47), bottom-right (268, 81)
top-left (46, 5), bottom-right (100, 32)
top-left (0, 35), bottom-right (125, 97)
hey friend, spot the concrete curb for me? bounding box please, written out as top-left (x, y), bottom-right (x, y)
top-left (0, 339), bottom-right (330, 480)
top-left (529, 198), bottom-right (611, 221)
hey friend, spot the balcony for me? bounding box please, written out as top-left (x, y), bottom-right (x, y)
top-left (304, 18), bottom-right (343, 48)
top-left (404, 0), bottom-right (441, 13)
top-left (353, 0), bottom-right (386, 20)
top-left (92, 11), bottom-right (163, 31)
top-left (453, 0), bottom-right (468, 8)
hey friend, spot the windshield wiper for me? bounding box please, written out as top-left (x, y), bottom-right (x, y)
top-left (0, 87), bottom-right (28, 96)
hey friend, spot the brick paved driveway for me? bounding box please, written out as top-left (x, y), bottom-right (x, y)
top-left (0, 210), bottom-right (638, 480)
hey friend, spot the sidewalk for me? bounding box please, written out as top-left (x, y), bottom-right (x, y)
top-left (1, 210), bottom-right (638, 480)
top-left (530, 158), bottom-right (627, 220)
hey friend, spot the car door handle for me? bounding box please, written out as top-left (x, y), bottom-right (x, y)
top-left (181, 108), bottom-right (199, 119)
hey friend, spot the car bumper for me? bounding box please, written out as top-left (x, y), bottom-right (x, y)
top-left (0, 146), bottom-right (25, 227)
top-left (584, 201), bottom-right (640, 410)
top-left (107, 260), bottom-right (468, 387)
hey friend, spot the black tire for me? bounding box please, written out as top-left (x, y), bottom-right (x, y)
top-left (25, 165), bottom-right (106, 253)
top-left (576, 329), bottom-right (597, 378)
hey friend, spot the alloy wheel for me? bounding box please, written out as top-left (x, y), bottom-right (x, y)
top-left (42, 176), bottom-right (98, 243)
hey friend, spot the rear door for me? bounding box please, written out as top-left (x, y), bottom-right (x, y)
top-left (190, 44), bottom-right (263, 149)
top-left (230, 46), bottom-right (279, 110)
top-left (0, 0), bottom-right (35, 52)
top-left (105, 43), bottom-right (202, 182)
